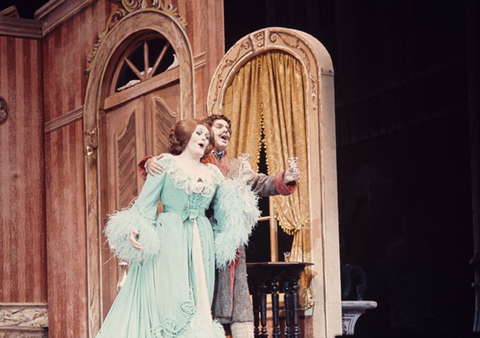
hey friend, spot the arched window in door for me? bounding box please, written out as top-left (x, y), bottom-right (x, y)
top-left (112, 35), bottom-right (177, 92)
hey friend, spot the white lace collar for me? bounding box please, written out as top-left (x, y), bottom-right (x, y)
top-left (159, 153), bottom-right (223, 196)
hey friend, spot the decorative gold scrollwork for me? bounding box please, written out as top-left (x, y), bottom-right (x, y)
top-left (84, 127), bottom-right (99, 156)
top-left (122, 0), bottom-right (141, 12)
top-left (86, 8), bottom-right (127, 72)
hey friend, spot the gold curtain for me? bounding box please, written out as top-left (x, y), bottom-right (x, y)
top-left (222, 59), bottom-right (262, 171)
top-left (223, 51), bottom-right (313, 309)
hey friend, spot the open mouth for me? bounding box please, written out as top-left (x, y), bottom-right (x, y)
top-left (198, 142), bottom-right (205, 149)
top-left (220, 134), bottom-right (229, 142)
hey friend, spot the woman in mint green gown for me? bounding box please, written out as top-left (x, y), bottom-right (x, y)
top-left (96, 118), bottom-right (259, 338)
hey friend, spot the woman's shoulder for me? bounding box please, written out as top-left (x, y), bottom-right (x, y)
top-left (205, 163), bottom-right (224, 181)
top-left (157, 153), bottom-right (175, 166)
top-left (158, 153), bottom-right (173, 160)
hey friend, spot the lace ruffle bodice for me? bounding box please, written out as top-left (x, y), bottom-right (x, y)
top-left (160, 154), bottom-right (222, 198)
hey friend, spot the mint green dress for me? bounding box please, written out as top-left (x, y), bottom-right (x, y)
top-left (96, 154), bottom-right (259, 338)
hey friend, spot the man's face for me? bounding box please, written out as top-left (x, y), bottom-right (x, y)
top-left (211, 119), bottom-right (231, 152)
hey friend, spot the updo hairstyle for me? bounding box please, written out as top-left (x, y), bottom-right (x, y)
top-left (168, 118), bottom-right (215, 159)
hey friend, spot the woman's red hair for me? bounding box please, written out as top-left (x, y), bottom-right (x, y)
top-left (168, 118), bottom-right (215, 159)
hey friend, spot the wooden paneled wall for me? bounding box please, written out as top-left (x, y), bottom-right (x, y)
top-left (0, 36), bottom-right (47, 304)
top-left (39, 1), bottom-right (225, 337)
top-left (42, 2), bottom-right (120, 337)
top-left (172, 0), bottom-right (225, 118)
top-left (44, 121), bottom-right (87, 337)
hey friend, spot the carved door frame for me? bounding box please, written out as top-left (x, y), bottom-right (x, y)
top-left (83, 5), bottom-right (195, 337)
top-left (207, 27), bottom-right (342, 337)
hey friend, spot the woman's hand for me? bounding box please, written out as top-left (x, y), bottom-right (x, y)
top-left (284, 167), bottom-right (301, 184)
top-left (129, 230), bottom-right (143, 250)
top-left (146, 155), bottom-right (165, 176)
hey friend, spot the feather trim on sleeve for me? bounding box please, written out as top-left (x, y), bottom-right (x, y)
top-left (213, 178), bottom-right (261, 269)
top-left (104, 205), bottom-right (160, 265)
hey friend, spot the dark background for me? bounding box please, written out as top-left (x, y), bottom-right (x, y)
top-left (2, 0), bottom-right (480, 336)
top-left (223, 1), bottom-right (479, 336)
top-left (0, 0), bottom-right (41, 18)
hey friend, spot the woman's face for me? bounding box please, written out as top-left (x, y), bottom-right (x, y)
top-left (185, 124), bottom-right (210, 158)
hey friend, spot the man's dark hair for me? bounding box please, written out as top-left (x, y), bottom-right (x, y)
top-left (203, 114), bottom-right (231, 129)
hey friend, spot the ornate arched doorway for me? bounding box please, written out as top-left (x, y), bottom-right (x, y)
top-left (83, 3), bottom-right (195, 336)
top-left (207, 27), bottom-right (342, 337)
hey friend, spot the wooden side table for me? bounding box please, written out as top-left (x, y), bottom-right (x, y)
top-left (247, 262), bottom-right (313, 338)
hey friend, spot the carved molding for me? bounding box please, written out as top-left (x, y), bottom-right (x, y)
top-left (0, 303), bottom-right (48, 328)
top-left (207, 27), bottom-right (327, 117)
top-left (35, 0), bottom-right (96, 37)
top-left (87, 0), bottom-right (187, 73)
top-left (153, 97), bottom-right (178, 118)
top-left (342, 301), bottom-right (377, 335)
top-left (0, 16), bottom-right (42, 39)
top-left (84, 126), bottom-right (99, 156)
top-left (268, 30), bottom-right (319, 111)
top-left (0, 327), bottom-right (48, 338)
top-left (44, 106), bottom-right (84, 133)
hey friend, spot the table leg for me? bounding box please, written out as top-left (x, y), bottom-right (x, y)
top-left (260, 280), bottom-right (268, 338)
top-left (252, 284), bottom-right (260, 338)
top-left (284, 280), bottom-right (293, 338)
top-left (271, 277), bottom-right (280, 338)
top-left (292, 277), bottom-right (301, 338)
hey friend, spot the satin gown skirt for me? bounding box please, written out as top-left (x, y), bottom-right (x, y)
top-left (95, 211), bottom-right (215, 338)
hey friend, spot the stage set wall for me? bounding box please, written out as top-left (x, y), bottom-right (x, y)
top-left (0, 0), bottom-right (224, 337)
top-left (0, 24), bottom-right (48, 327)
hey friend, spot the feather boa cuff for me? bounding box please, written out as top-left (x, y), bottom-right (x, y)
top-left (104, 206), bottom-right (160, 265)
top-left (213, 179), bottom-right (261, 269)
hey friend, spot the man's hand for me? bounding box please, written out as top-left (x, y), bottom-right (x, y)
top-left (239, 162), bottom-right (255, 183)
top-left (129, 230), bottom-right (143, 251)
top-left (146, 154), bottom-right (165, 176)
top-left (284, 167), bottom-right (301, 184)
top-left (236, 162), bottom-right (255, 192)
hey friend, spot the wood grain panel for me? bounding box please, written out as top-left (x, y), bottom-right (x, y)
top-left (42, 0), bottom-right (119, 123)
top-left (102, 98), bottom-right (146, 319)
top-left (0, 36), bottom-right (47, 305)
top-left (116, 113), bottom-right (138, 208)
top-left (45, 120), bottom-right (87, 338)
top-left (40, 2), bottom-right (120, 337)
top-left (180, 0), bottom-right (224, 118)
top-left (153, 98), bottom-right (177, 155)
